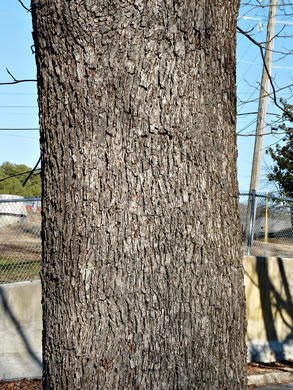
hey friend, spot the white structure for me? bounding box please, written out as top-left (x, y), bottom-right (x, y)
top-left (0, 281), bottom-right (42, 380)
top-left (0, 194), bottom-right (27, 228)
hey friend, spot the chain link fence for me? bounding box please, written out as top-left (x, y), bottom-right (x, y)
top-left (240, 192), bottom-right (293, 258)
top-left (0, 196), bottom-right (41, 284)
top-left (1, 193), bottom-right (292, 283)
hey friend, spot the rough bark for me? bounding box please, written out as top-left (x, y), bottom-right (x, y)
top-left (31, 1), bottom-right (246, 389)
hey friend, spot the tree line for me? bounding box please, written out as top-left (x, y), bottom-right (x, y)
top-left (0, 161), bottom-right (41, 197)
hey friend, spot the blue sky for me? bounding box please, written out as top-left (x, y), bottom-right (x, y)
top-left (0, 1), bottom-right (292, 193)
top-left (237, 2), bottom-right (293, 192)
top-left (0, 2), bottom-right (38, 168)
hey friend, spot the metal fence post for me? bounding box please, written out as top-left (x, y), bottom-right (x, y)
top-left (264, 189), bottom-right (269, 256)
top-left (247, 190), bottom-right (256, 256)
top-left (240, 191), bottom-right (293, 258)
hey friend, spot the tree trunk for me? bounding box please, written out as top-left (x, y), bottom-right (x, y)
top-left (31, 1), bottom-right (246, 388)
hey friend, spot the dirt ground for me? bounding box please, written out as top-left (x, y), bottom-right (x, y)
top-left (0, 379), bottom-right (41, 389)
top-left (242, 240), bottom-right (293, 258)
top-left (0, 211), bottom-right (41, 260)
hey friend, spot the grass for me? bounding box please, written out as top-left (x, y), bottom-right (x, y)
top-left (0, 254), bottom-right (41, 284)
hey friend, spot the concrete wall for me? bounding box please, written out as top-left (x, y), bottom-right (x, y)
top-left (1, 256), bottom-right (293, 380)
top-left (245, 256), bottom-right (293, 362)
top-left (0, 281), bottom-right (42, 380)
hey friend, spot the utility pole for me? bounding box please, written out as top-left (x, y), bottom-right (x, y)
top-left (249, 0), bottom-right (277, 193)
top-left (245, 0), bottom-right (277, 248)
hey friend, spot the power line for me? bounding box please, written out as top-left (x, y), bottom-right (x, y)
top-left (239, 15), bottom-right (262, 21)
top-left (0, 128), bottom-right (39, 131)
top-left (238, 60), bottom-right (293, 69)
top-left (0, 169), bottom-right (41, 183)
top-left (239, 15), bottom-right (293, 25)
top-left (237, 118), bottom-right (258, 134)
top-left (0, 105), bottom-right (38, 108)
top-left (0, 93), bottom-right (36, 95)
top-left (0, 134), bottom-right (38, 139)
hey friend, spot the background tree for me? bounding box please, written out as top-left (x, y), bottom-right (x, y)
top-left (31, 1), bottom-right (247, 389)
top-left (267, 103), bottom-right (293, 197)
top-left (267, 102), bottom-right (293, 232)
top-left (0, 161), bottom-right (41, 197)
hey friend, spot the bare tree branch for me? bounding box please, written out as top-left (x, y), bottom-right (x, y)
top-left (17, 0), bottom-right (31, 13)
top-left (237, 128), bottom-right (292, 136)
top-left (22, 157), bottom-right (41, 187)
top-left (0, 68), bottom-right (36, 86)
top-left (237, 26), bottom-right (293, 120)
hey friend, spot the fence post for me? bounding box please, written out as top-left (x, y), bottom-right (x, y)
top-left (264, 189), bottom-right (269, 256)
top-left (247, 190), bottom-right (256, 256)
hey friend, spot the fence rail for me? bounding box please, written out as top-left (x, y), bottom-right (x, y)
top-left (240, 191), bottom-right (293, 258)
top-left (0, 197), bottom-right (41, 284)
